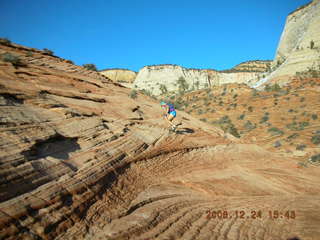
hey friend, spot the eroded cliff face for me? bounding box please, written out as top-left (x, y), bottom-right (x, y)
top-left (254, 0), bottom-right (320, 87)
top-left (99, 69), bottom-right (136, 88)
top-left (1, 42), bottom-right (320, 240)
top-left (134, 64), bottom-right (265, 95)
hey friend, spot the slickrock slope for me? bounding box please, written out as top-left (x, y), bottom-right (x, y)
top-left (1, 42), bottom-right (320, 240)
top-left (99, 69), bottom-right (136, 88)
top-left (254, 0), bottom-right (320, 87)
top-left (134, 64), bottom-right (263, 96)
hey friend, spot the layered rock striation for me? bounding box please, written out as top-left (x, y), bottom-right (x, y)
top-left (133, 64), bottom-right (268, 95)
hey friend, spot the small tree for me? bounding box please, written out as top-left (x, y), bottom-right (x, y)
top-left (159, 84), bottom-right (168, 94)
top-left (310, 40), bottom-right (315, 49)
top-left (43, 48), bottom-right (54, 56)
top-left (83, 64), bottom-right (98, 71)
top-left (195, 81), bottom-right (200, 90)
top-left (0, 38), bottom-right (11, 46)
top-left (177, 77), bottom-right (189, 94)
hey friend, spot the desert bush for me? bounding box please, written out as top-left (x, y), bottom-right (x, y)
top-left (0, 38), bottom-right (11, 46)
top-left (243, 120), bottom-right (255, 131)
top-left (286, 121), bottom-right (309, 131)
top-left (25, 51), bottom-right (34, 57)
top-left (83, 64), bottom-right (97, 71)
top-left (200, 118), bottom-right (207, 122)
top-left (265, 83), bottom-right (281, 92)
top-left (129, 90), bottom-right (138, 99)
top-left (309, 154), bottom-right (320, 163)
top-left (1, 52), bottom-right (26, 67)
top-left (197, 109), bottom-right (203, 115)
top-left (300, 97), bottom-right (305, 102)
top-left (287, 133), bottom-right (299, 140)
top-left (238, 114), bottom-right (245, 120)
top-left (248, 106), bottom-right (253, 112)
top-left (273, 141), bottom-right (282, 148)
top-left (260, 115), bottom-right (269, 123)
top-left (43, 48), bottom-right (54, 55)
top-left (268, 127), bottom-right (284, 136)
top-left (311, 114), bottom-right (318, 120)
top-left (311, 134), bottom-right (320, 145)
top-left (296, 144), bottom-right (306, 150)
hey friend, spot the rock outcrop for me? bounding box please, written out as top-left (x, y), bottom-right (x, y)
top-left (1, 42), bottom-right (320, 240)
top-left (134, 64), bottom-right (265, 95)
top-left (254, 0), bottom-right (320, 88)
top-left (99, 68), bottom-right (136, 88)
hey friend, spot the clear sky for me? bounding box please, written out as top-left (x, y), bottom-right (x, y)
top-left (0, 0), bottom-right (311, 72)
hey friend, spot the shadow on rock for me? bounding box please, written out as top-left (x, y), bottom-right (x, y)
top-left (175, 128), bottom-right (194, 135)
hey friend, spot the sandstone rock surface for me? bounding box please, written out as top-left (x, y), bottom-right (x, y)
top-left (1, 42), bottom-right (320, 240)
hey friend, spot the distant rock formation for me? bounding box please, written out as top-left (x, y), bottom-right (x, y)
top-left (254, 0), bottom-right (320, 87)
top-left (100, 68), bottom-right (136, 87)
top-left (134, 62), bottom-right (270, 95)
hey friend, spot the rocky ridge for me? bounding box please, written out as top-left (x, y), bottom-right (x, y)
top-left (254, 0), bottom-right (320, 88)
top-left (0, 41), bottom-right (320, 240)
top-left (134, 64), bottom-right (267, 96)
top-left (99, 68), bottom-right (136, 88)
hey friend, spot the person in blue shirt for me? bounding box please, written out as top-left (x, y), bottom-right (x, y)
top-left (160, 101), bottom-right (177, 131)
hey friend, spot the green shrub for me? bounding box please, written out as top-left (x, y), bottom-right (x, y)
top-left (296, 144), bottom-right (306, 150)
top-left (286, 121), bottom-right (309, 131)
top-left (1, 52), bottom-right (26, 67)
top-left (310, 154), bottom-right (320, 163)
top-left (268, 127), bottom-right (284, 136)
top-left (83, 64), bottom-right (97, 71)
top-left (129, 90), bottom-right (138, 99)
top-left (244, 120), bottom-right (256, 131)
top-left (311, 114), bottom-right (318, 120)
top-left (260, 115), bottom-right (269, 123)
top-left (311, 134), bottom-right (320, 145)
top-left (238, 114), bottom-right (245, 120)
top-left (197, 109), bottom-right (203, 115)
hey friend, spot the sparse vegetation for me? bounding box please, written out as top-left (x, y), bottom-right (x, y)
top-left (1, 52), bottom-right (26, 67)
top-left (129, 90), bottom-right (138, 99)
top-left (265, 83), bottom-right (281, 92)
top-left (43, 48), bottom-right (54, 56)
top-left (244, 120), bottom-right (256, 131)
top-left (311, 133), bottom-right (320, 145)
top-left (296, 144), bottom-right (306, 151)
top-left (309, 154), bottom-right (320, 164)
top-left (212, 115), bottom-right (240, 138)
top-left (268, 127), bottom-right (284, 136)
top-left (0, 38), bottom-right (11, 46)
top-left (83, 64), bottom-right (98, 71)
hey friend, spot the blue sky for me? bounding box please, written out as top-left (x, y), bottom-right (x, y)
top-left (0, 0), bottom-right (311, 72)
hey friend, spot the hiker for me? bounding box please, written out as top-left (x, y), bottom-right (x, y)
top-left (160, 101), bottom-right (177, 131)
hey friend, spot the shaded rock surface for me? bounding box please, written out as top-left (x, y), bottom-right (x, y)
top-left (0, 44), bottom-right (320, 240)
